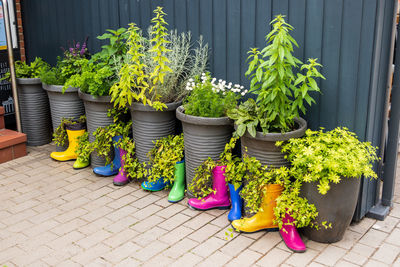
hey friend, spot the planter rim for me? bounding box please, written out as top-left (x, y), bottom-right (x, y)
top-left (16, 78), bottom-right (41, 85)
top-left (130, 100), bottom-right (182, 112)
top-left (42, 83), bottom-right (79, 93)
top-left (239, 117), bottom-right (307, 141)
top-left (78, 89), bottom-right (111, 103)
top-left (176, 106), bottom-right (233, 126)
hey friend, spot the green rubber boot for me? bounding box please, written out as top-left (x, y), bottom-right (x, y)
top-left (73, 157), bottom-right (90, 169)
top-left (168, 161), bottom-right (185, 203)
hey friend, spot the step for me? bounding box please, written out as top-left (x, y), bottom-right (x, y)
top-left (0, 128), bottom-right (27, 164)
top-left (0, 106), bottom-right (4, 129)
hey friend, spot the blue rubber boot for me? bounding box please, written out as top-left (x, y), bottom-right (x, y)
top-left (93, 135), bottom-right (122, 176)
top-left (142, 177), bottom-right (170, 192)
top-left (228, 183), bottom-right (243, 221)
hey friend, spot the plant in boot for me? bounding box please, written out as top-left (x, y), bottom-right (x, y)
top-left (52, 116), bottom-right (86, 147)
top-left (2, 57), bottom-right (49, 80)
top-left (74, 131), bottom-right (92, 169)
top-left (142, 134), bottom-right (184, 192)
top-left (228, 15), bottom-right (324, 136)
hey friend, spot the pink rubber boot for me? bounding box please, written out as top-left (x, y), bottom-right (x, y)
top-left (279, 213), bottom-right (306, 253)
top-left (188, 165), bottom-right (230, 210)
top-left (113, 148), bottom-right (129, 186)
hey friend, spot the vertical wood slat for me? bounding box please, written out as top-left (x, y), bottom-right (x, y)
top-left (212, 0), bottom-right (227, 79)
top-left (227, 0), bottom-right (241, 84)
top-left (240, 0), bottom-right (256, 86)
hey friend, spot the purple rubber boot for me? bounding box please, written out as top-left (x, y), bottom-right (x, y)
top-left (113, 148), bottom-right (129, 186)
top-left (188, 165), bottom-right (231, 210)
top-left (280, 213), bottom-right (307, 253)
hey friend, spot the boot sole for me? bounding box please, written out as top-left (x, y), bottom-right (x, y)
top-left (168, 197), bottom-right (184, 203)
top-left (279, 232), bottom-right (306, 253)
top-left (188, 203), bottom-right (231, 211)
top-left (230, 223), bottom-right (279, 234)
top-left (73, 166), bottom-right (89, 170)
top-left (51, 158), bottom-right (76, 162)
top-left (113, 181), bottom-right (130, 186)
top-left (93, 172), bottom-right (118, 177)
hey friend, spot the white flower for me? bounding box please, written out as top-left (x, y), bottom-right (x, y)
top-left (188, 78), bottom-right (194, 82)
top-left (241, 92), bottom-right (245, 96)
top-left (240, 86), bottom-right (244, 89)
top-left (244, 90), bottom-right (248, 93)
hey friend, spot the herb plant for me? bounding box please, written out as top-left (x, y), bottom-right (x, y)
top-left (184, 73), bottom-right (246, 117)
top-left (147, 134), bottom-right (184, 184)
top-left (228, 15), bottom-right (325, 136)
top-left (52, 116), bottom-right (86, 147)
top-left (3, 57), bottom-right (49, 80)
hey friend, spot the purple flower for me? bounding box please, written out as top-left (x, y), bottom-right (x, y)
top-left (76, 42), bottom-right (80, 49)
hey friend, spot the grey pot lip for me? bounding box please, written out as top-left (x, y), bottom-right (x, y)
top-left (239, 117), bottom-right (307, 141)
top-left (176, 105), bottom-right (233, 126)
top-left (130, 100), bottom-right (182, 112)
top-left (17, 78), bottom-right (41, 85)
top-left (78, 89), bottom-right (111, 103)
top-left (42, 83), bottom-right (79, 93)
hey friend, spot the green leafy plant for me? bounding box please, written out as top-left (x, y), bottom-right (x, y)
top-left (75, 132), bottom-right (91, 163)
top-left (277, 127), bottom-right (379, 195)
top-left (184, 73), bottom-right (246, 117)
top-left (52, 116), bottom-right (86, 146)
top-left (117, 137), bottom-right (147, 180)
top-left (147, 134), bottom-right (184, 184)
top-left (228, 15), bottom-right (325, 136)
top-left (2, 57), bottom-right (49, 80)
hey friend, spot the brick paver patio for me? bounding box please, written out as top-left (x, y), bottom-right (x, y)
top-left (0, 144), bottom-right (399, 266)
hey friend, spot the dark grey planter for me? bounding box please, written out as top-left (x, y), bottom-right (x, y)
top-left (240, 117), bottom-right (307, 167)
top-left (300, 177), bottom-right (361, 243)
top-left (130, 101), bottom-right (181, 164)
top-left (16, 78), bottom-right (52, 146)
top-left (79, 90), bottom-right (113, 168)
top-left (43, 83), bottom-right (85, 151)
top-left (176, 106), bottom-right (233, 198)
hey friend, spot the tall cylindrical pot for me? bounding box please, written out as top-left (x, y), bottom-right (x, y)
top-left (240, 117), bottom-right (307, 167)
top-left (16, 78), bottom-right (51, 146)
top-left (130, 101), bottom-right (181, 164)
top-left (300, 177), bottom-right (361, 243)
top-left (43, 84), bottom-right (85, 151)
top-left (79, 90), bottom-right (113, 168)
top-left (176, 106), bottom-right (233, 198)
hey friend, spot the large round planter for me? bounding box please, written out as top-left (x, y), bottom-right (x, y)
top-left (16, 78), bottom-right (52, 146)
top-left (300, 177), bottom-right (361, 243)
top-left (240, 117), bottom-right (307, 167)
top-left (130, 101), bottom-right (181, 164)
top-left (176, 106), bottom-right (234, 198)
top-left (43, 84), bottom-right (85, 151)
top-left (79, 90), bottom-right (113, 168)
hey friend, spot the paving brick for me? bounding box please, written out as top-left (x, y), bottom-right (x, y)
top-left (71, 243), bottom-right (111, 265)
top-left (107, 195), bottom-right (138, 209)
top-left (371, 242), bottom-right (400, 265)
top-left (343, 251), bottom-right (369, 266)
top-left (350, 242), bottom-right (376, 257)
top-left (80, 206), bottom-right (113, 222)
top-left (187, 223), bottom-right (220, 243)
top-left (48, 230), bottom-right (85, 250)
top-left (102, 242), bottom-right (142, 264)
top-left (78, 217), bottom-right (114, 235)
top-left (364, 259), bottom-right (390, 267)
top-left (131, 193), bottom-right (161, 209)
top-left (12, 245), bottom-right (53, 266)
top-left (192, 236), bottom-right (226, 257)
top-left (103, 228), bottom-right (139, 248)
top-left (133, 226), bottom-right (168, 247)
top-left (115, 257), bottom-right (141, 267)
top-left (130, 214), bottom-right (165, 233)
top-left (226, 248), bottom-right (262, 267)
top-left (134, 240), bottom-right (170, 261)
top-left (159, 225), bottom-right (194, 245)
top-left (163, 238), bottom-right (199, 259)
top-left (18, 231), bottom-right (58, 251)
top-left (372, 216), bottom-right (399, 233)
top-left (349, 217), bottom-right (376, 235)
top-left (104, 215), bottom-right (138, 234)
top-left (385, 228), bottom-right (400, 246)
top-left (314, 245), bottom-right (347, 266)
top-left (50, 218), bottom-right (87, 236)
top-left (284, 248), bottom-right (319, 267)
top-left (334, 230), bottom-right (363, 250)
top-left (170, 252), bottom-right (203, 267)
top-left (249, 231), bottom-right (281, 254)
top-left (76, 229), bottom-right (113, 249)
top-left (106, 205), bottom-right (138, 222)
top-left (54, 207), bottom-right (88, 223)
top-left (220, 235), bottom-right (254, 257)
top-left (359, 229), bottom-right (389, 248)
top-left (156, 203), bottom-right (186, 218)
top-left (130, 203), bottom-right (162, 220)
top-left (158, 213), bottom-right (191, 231)
top-left (197, 251), bottom-right (233, 267)
top-left (183, 212), bottom-right (216, 230)
top-left (334, 260), bottom-right (360, 267)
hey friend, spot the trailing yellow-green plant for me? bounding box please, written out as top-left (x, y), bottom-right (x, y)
top-left (147, 134), bottom-right (184, 184)
top-left (75, 132), bottom-right (91, 164)
top-left (52, 116), bottom-right (86, 147)
top-left (117, 137), bottom-right (147, 180)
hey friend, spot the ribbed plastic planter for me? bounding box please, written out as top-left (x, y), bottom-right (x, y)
top-left (176, 106), bottom-right (233, 198)
top-left (79, 90), bottom-right (113, 168)
top-left (240, 117), bottom-right (307, 167)
top-left (130, 101), bottom-right (181, 164)
top-left (300, 177), bottom-right (361, 243)
top-left (43, 84), bottom-right (85, 151)
top-left (16, 78), bottom-right (52, 146)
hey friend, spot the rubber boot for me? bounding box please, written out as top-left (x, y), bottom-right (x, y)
top-left (113, 148), bottom-right (129, 186)
top-left (142, 177), bottom-right (170, 191)
top-left (168, 161), bottom-right (185, 203)
top-left (93, 135), bottom-right (122, 176)
top-left (50, 123), bottom-right (86, 161)
top-left (73, 157), bottom-right (90, 169)
top-left (280, 213), bottom-right (307, 253)
top-left (188, 165), bottom-right (230, 210)
top-left (231, 184), bottom-right (283, 233)
top-left (228, 183), bottom-right (243, 221)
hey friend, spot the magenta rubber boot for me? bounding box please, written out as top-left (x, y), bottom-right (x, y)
top-left (113, 148), bottom-right (129, 186)
top-left (280, 213), bottom-right (306, 253)
top-left (188, 165), bottom-right (230, 210)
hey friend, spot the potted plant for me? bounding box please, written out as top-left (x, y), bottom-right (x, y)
top-left (227, 15), bottom-right (324, 166)
top-left (3, 58), bottom-right (52, 146)
top-left (278, 127), bottom-right (379, 243)
top-left (65, 29), bottom-right (129, 168)
top-left (41, 39), bottom-right (88, 151)
top-left (110, 7), bottom-right (208, 177)
top-left (143, 134), bottom-right (185, 202)
top-left (177, 74), bottom-right (246, 197)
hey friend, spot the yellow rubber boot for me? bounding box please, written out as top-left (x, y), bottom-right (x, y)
top-left (231, 184), bottom-right (283, 233)
top-left (51, 129), bottom-right (86, 161)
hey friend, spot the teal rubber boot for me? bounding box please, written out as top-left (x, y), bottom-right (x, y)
top-left (168, 161), bottom-right (185, 203)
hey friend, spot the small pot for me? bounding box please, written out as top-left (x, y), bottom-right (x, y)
top-left (43, 83), bottom-right (85, 151)
top-left (176, 106), bottom-right (233, 198)
top-left (300, 177), bottom-right (361, 243)
top-left (130, 101), bottom-right (181, 164)
top-left (240, 117), bottom-right (307, 167)
top-left (78, 90), bottom-right (113, 168)
top-left (16, 78), bottom-right (51, 146)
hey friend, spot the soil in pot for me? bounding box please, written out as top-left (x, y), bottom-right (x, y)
top-left (300, 177), bottom-right (361, 243)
